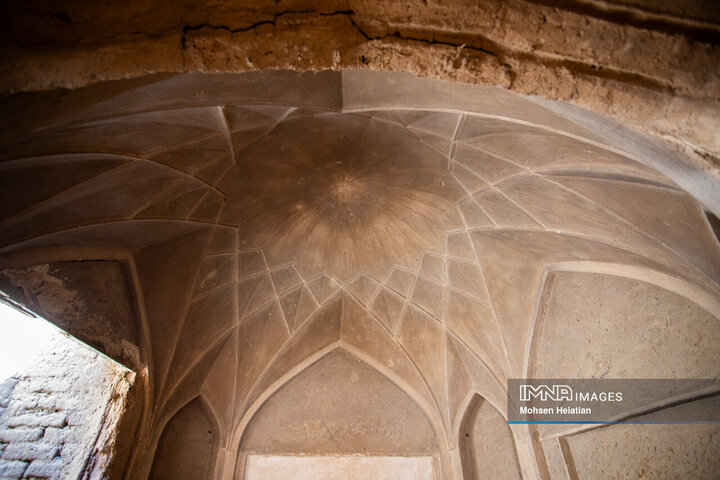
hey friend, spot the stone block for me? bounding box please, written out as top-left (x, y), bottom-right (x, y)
top-left (0, 380), bottom-right (18, 409)
top-left (41, 427), bottom-right (67, 445)
top-left (0, 459), bottom-right (28, 477)
top-left (8, 413), bottom-right (66, 428)
top-left (29, 379), bottom-right (71, 394)
top-left (0, 428), bottom-right (43, 443)
top-left (23, 458), bottom-right (63, 478)
top-left (34, 396), bottom-right (57, 412)
top-left (13, 396), bottom-right (39, 413)
top-left (2, 442), bottom-right (59, 461)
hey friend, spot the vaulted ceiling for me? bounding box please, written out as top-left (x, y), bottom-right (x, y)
top-left (0, 71), bottom-right (718, 479)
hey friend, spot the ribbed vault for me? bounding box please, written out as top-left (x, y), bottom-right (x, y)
top-left (0, 71), bottom-right (718, 480)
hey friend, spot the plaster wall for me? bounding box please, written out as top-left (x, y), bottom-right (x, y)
top-left (241, 350), bottom-right (438, 455)
top-left (149, 398), bottom-right (215, 480)
top-left (244, 455), bottom-right (435, 480)
top-left (459, 394), bottom-right (522, 480)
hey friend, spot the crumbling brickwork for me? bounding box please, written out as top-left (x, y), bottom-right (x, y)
top-left (0, 334), bottom-right (129, 479)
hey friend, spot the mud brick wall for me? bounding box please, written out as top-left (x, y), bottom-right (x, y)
top-left (0, 334), bottom-right (127, 479)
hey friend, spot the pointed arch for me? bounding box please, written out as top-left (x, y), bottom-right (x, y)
top-left (148, 395), bottom-right (221, 480)
top-left (229, 343), bottom-right (452, 479)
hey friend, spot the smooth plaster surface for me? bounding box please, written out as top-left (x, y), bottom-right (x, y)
top-left (241, 350), bottom-right (438, 454)
top-left (244, 455), bottom-right (434, 480)
top-left (459, 394), bottom-right (522, 480)
top-left (149, 398), bottom-right (214, 480)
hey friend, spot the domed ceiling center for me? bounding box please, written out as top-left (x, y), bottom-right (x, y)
top-left (329, 174), bottom-right (366, 205)
top-left (219, 109), bottom-right (466, 283)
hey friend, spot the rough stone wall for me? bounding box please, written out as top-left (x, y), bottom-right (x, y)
top-left (0, 0), bottom-right (718, 167)
top-left (0, 262), bottom-right (141, 371)
top-left (0, 334), bottom-right (132, 480)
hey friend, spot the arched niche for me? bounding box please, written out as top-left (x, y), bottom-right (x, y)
top-left (149, 396), bottom-right (218, 480)
top-left (459, 393), bottom-right (522, 480)
top-left (532, 270), bottom-right (720, 382)
top-left (530, 271), bottom-right (720, 479)
top-left (236, 348), bottom-right (440, 479)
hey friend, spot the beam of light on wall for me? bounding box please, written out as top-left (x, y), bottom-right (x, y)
top-left (0, 296), bottom-right (58, 382)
